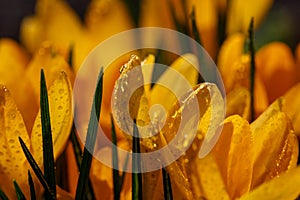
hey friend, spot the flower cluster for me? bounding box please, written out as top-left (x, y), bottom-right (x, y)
top-left (0, 0), bottom-right (299, 199)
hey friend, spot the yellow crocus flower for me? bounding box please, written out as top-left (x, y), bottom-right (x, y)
top-left (218, 33), bottom-right (300, 118)
top-left (0, 72), bottom-right (73, 199)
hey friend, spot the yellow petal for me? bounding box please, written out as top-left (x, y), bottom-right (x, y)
top-left (85, 0), bottom-right (133, 40)
top-left (213, 115), bottom-right (253, 198)
top-left (283, 83), bottom-right (300, 137)
top-left (250, 98), bottom-right (296, 188)
top-left (226, 87), bottom-right (250, 120)
top-left (227, 0), bottom-right (273, 34)
top-left (160, 132), bottom-right (194, 200)
top-left (150, 54), bottom-right (199, 113)
top-left (0, 38), bottom-right (37, 132)
top-left (31, 71), bottom-right (73, 166)
top-left (256, 42), bottom-right (298, 102)
top-left (139, 0), bottom-right (175, 29)
top-left (239, 166), bottom-right (300, 200)
top-left (190, 154), bottom-right (230, 200)
top-left (218, 33), bottom-right (245, 91)
top-left (26, 42), bottom-right (74, 100)
top-left (187, 0), bottom-right (218, 58)
top-left (0, 85), bottom-right (31, 198)
top-left (20, 0), bottom-right (82, 53)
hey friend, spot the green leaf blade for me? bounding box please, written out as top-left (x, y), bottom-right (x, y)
top-left (13, 180), bottom-right (26, 200)
top-left (75, 68), bottom-right (104, 200)
top-left (28, 170), bottom-right (36, 200)
top-left (18, 137), bottom-right (54, 199)
top-left (132, 121), bottom-right (142, 200)
top-left (40, 69), bottom-right (56, 199)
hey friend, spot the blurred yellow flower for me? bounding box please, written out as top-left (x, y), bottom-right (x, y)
top-left (218, 33), bottom-right (300, 118)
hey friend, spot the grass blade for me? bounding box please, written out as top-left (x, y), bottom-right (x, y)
top-left (248, 18), bottom-right (256, 122)
top-left (18, 137), bottom-right (54, 199)
top-left (70, 124), bottom-right (95, 199)
top-left (0, 188), bottom-right (9, 200)
top-left (28, 170), bottom-right (36, 200)
top-left (132, 121), bottom-right (142, 200)
top-left (162, 168), bottom-right (173, 200)
top-left (68, 44), bottom-right (74, 69)
top-left (40, 69), bottom-right (56, 199)
top-left (75, 68), bottom-right (104, 200)
top-left (190, 6), bottom-right (201, 45)
top-left (111, 115), bottom-right (121, 200)
top-left (13, 180), bottom-right (26, 200)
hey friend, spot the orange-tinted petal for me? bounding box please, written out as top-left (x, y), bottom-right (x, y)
top-left (283, 83), bottom-right (300, 137)
top-left (240, 166), bottom-right (300, 200)
top-left (250, 98), bottom-right (297, 188)
top-left (0, 38), bottom-right (37, 132)
top-left (213, 115), bottom-right (253, 198)
top-left (256, 42), bottom-right (298, 102)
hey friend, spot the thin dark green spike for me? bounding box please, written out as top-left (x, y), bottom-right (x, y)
top-left (119, 153), bottom-right (129, 192)
top-left (13, 180), bottom-right (26, 200)
top-left (70, 124), bottom-right (83, 168)
top-left (217, 3), bottom-right (227, 49)
top-left (40, 69), bottom-right (56, 199)
top-left (248, 18), bottom-right (256, 122)
top-left (111, 115), bottom-right (121, 200)
top-left (18, 137), bottom-right (55, 199)
top-left (190, 6), bottom-right (201, 45)
top-left (28, 170), bottom-right (36, 200)
top-left (123, 0), bottom-right (140, 27)
top-left (70, 123), bottom-right (95, 199)
top-left (75, 68), bottom-right (104, 200)
top-left (0, 188), bottom-right (9, 200)
top-left (132, 120), bottom-right (142, 200)
top-left (189, 6), bottom-right (205, 84)
top-left (162, 168), bottom-right (173, 200)
top-left (67, 44), bottom-right (74, 69)
top-left (167, 0), bottom-right (188, 34)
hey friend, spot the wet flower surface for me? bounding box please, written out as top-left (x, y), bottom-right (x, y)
top-left (0, 0), bottom-right (300, 199)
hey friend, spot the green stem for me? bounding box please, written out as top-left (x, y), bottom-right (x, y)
top-left (248, 18), bottom-right (256, 122)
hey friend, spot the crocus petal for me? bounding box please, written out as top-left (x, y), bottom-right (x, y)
top-left (26, 42), bottom-right (74, 101)
top-left (0, 85), bottom-right (31, 198)
top-left (226, 87), bottom-right (250, 120)
top-left (150, 54), bottom-right (199, 113)
top-left (30, 72), bottom-right (73, 166)
top-left (256, 42), bottom-right (298, 102)
top-left (283, 83), bottom-right (300, 137)
top-left (190, 154), bottom-right (230, 200)
top-left (226, 0), bottom-right (273, 34)
top-left (218, 33), bottom-right (245, 87)
top-left (20, 0), bottom-right (83, 53)
top-left (250, 98), bottom-right (297, 188)
top-left (239, 166), bottom-right (300, 200)
top-left (0, 38), bottom-right (37, 132)
top-left (213, 115), bottom-right (253, 198)
top-left (187, 0), bottom-right (218, 58)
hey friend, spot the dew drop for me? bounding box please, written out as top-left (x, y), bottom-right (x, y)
top-left (7, 110), bottom-right (16, 119)
top-left (59, 88), bottom-right (64, 94)
top-left (58, 106), bottom-right (63, 110)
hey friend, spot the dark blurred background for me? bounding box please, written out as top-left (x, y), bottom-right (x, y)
top-left (0, 0), bottom-right (299, 50)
